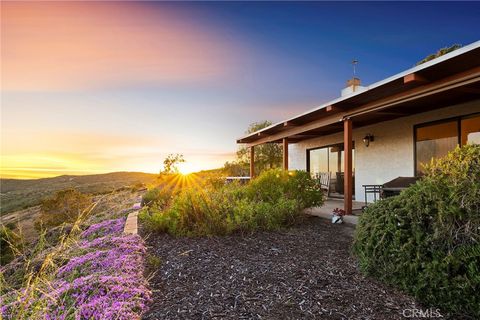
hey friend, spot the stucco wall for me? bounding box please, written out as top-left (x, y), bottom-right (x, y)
top-left (288, 99), bottom-right (480, 203)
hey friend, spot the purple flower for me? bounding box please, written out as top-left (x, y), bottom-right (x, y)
top-left (81, 218), bottom-right (125, 239)
top-left (2, 218), bottom-right (151, 320)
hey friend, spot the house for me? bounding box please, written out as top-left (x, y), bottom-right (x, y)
top-left (237, 41), bottom-right (480, 214)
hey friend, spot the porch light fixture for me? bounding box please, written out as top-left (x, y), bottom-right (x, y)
top-left (363, 134), bottom-right (374, 147)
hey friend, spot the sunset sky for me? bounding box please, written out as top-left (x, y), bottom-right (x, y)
top-left (1, 1), bottom-right (479, 179)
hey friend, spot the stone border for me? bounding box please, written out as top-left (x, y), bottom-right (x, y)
top-left (124, 203), bottom-right (141, 235)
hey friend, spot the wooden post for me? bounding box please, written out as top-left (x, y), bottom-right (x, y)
top-left (344, 119), bottom-right (353, 215)
top-left (250, 146), bottom-right (255, 178)
top-left (282, 138), bottom-right (288, 170)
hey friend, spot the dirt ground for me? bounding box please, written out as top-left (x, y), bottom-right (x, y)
top-left (143, 216), bottom-right (420, 320)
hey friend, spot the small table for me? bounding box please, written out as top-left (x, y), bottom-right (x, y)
top-left (362, 184), bottom-right (383, 207)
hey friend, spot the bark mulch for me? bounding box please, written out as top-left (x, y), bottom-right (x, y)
top-left (142, 217), bottom-right (420, 319)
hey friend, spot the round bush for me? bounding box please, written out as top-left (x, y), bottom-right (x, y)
top-left (353, 145), bottom-right (480, 318)
top-left (246, 169), bottom-right (324, 209)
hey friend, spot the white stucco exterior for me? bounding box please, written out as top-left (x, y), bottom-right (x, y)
top-left (288, 99), bottom-right (480, 203)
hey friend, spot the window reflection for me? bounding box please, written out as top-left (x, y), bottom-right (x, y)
top-left (415, 114), bottom-right (479, 175)
top-left (461, 115), bottom-right (480, 145)
top-left (415, 121), bottom-right (458, 175)
top-left (308, 143), bottom-right (355, 196)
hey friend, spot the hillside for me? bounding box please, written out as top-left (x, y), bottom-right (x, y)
top-left (0, 171), bottom-right (157, 214)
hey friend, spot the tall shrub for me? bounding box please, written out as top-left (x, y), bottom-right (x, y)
top-left (353, 145), bottom-right (480, 318)
top-left (0, 225), bottom-right (22, 265)
top-left (36, 189), bottom-right (92, 229)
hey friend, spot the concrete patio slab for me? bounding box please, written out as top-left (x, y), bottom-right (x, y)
top-left (305, 198), bottom-right (364, 225)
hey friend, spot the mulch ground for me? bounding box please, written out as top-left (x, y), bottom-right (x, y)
top-left (142, 216), bottom-right (420, 320)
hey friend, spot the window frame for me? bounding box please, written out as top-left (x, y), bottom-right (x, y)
top-left (413, 112), bottom-right (480, 176)
top-left (306, 141), bottom-right (355, 174)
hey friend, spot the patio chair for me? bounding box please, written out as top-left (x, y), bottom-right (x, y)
top-left (315, 172), bottom-right (331, 198)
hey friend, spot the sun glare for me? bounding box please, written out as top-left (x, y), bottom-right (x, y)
top-left (177, 162), bottom-right (197, 175)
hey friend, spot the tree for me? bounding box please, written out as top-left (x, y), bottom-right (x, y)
top-left (0, 224), bottom-right (22, 265)
top-left (161, 153), bottom-right (185, 174)
top-left (35, 189), bottom-right (92, 229)
top-left (235, 121), bottom-right (282, 175)
top-left (223, 161), bottom-right (249, 177)
top-left (416, 44), bottom-right (462, 66)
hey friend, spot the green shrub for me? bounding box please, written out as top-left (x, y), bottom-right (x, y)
top-left (0, 225), bottom-right (23, 265)
top-left (141, 187), bottom-right (172, 208)
top-left (353, 145), bottom-right (480, 318)
top-left (246, 169), bottom-right (322, 208)
top-left (35, 189), bottom-right (92, 230)
top-left (139, 169), bottom-right (323, 236)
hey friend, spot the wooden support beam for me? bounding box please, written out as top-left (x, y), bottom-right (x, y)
top-left (246, 113), bottom-right (347, 147)
top-left (292, 133), bottom-right (323, 137)
top-left (403, 73), bottom-right (427, 84)
top-left (375, 111), bottom-right (410, 116)
top-left (250, 146), bottom-right (255, 178)
top-left (343, 119), bottom-right (353, 215)
top-left (338, 67), bottom-right (480, 121)
top-left (282, 138), bottom-right (288, 170)
top-left (325, 105), bottom-right (335, 112)
top-left (452, 86), bottom-right (480, 94)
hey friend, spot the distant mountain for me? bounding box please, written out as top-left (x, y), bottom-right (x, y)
top-left (0, 172), bottom-right (157, 215)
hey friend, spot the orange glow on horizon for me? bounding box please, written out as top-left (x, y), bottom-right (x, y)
top-left (1, 2), bottom-right (240, 179)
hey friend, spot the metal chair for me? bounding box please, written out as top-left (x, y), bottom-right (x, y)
top-left (362, 184), bottom-right (382, 208)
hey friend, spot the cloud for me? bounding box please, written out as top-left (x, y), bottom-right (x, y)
top-left (2, 2), bottom-right (242, 91)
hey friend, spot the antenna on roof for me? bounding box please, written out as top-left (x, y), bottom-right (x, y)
top-left (342, 59), bottom-right (363, 96)
top-left (352, 59), bottom-right (358, 78)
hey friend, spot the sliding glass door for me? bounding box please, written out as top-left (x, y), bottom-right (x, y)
top-left (307, 143), bottom-right (355, 196)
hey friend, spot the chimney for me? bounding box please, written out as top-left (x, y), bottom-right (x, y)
top-left (341, 77), bottom-right (366, 97)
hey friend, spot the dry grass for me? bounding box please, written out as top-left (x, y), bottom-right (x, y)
top-left (1, 188), bottom-right (147, 318)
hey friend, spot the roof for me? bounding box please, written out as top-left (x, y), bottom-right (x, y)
top-left (237, 40), bottom-right (480, 145)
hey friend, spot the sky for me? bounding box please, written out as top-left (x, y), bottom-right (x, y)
top-left (1, 1), bottom-right (479, 179)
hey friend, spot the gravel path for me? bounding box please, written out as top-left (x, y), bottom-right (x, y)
top-left (143, 217), bottom-right (420, 319)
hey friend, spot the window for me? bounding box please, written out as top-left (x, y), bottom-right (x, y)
top-left (415, 121), bottom-right (458, 175)
top-left (461, 115), bottom-right (480, 145)
top-left (415, 113), bottom-right (479, 175)
top-left (307, 143), bottom-right (355, 195)
top-left (308, 148), bottom-right (328, 176)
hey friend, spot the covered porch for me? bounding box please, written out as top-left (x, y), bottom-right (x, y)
top-left (237, 43), bottom-right (480, 215)
top-left (304, 198), bottom-right (365, 225)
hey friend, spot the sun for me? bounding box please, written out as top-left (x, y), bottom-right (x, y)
top-left (177, 162), bottom-right (197, 175)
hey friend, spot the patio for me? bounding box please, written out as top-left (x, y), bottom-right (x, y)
top-left (305, 198), bottom-right (365, 225)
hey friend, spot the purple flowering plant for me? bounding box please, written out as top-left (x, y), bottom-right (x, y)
top-left (1, 217), bottom-right (152, 320)
top-left (80, 218), bottom-right (125, 240)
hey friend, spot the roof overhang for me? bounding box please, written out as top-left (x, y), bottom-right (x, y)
top-left (237, 41), bottom-right (480, 147)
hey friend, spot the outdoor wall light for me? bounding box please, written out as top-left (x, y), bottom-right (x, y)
top-left (363, 134), bottom-right (374, 147)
